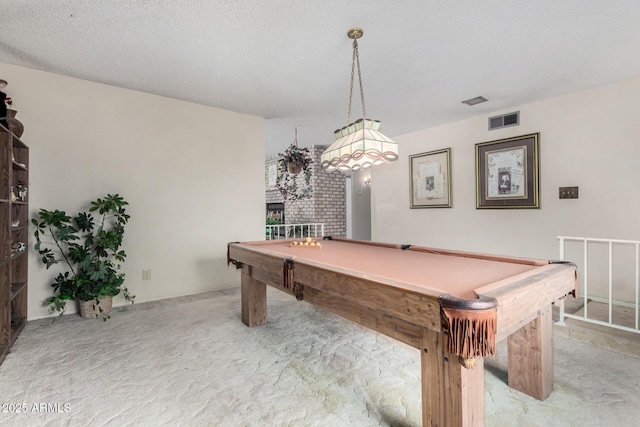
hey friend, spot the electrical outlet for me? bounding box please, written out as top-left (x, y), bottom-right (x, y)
top-left (559, 186), bottom-right (579, 199)
top-left (142, 269), bottom-right (152, 281)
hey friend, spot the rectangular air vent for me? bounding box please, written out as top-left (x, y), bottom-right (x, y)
top-left (488, 111), bottom-right (519, 130)
top-left (462, 96), bottom-right (488, 106)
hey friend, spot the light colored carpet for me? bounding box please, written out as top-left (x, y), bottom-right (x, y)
top-left (1, 287), bottom-right (639, 427)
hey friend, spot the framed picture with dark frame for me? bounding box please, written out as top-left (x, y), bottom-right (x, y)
top-left (475, 133), bottom-right (540, 209)
top-left (409, 148), bottom-right (452, 208)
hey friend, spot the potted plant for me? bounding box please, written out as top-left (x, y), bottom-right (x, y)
top-left (275, 143), bottom-right (313, 202)
top-left (32, 194), bottom-right (134, 320)
top-left (265, 216), bottom-right (280, 239)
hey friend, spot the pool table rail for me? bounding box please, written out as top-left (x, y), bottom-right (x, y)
top-left (480, 263), bottom-right (576, 342)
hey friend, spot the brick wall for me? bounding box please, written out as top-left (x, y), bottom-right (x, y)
top-left (265, 145), bottom-right (346, 238)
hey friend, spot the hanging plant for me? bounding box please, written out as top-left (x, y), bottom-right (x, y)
top-left (275, 138), bottom-right (313, 202)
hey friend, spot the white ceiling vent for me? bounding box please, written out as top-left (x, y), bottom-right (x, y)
top-left (488, 111), bottom-right (519, 130)
top-left (462, 96), bottom-right (488, 106)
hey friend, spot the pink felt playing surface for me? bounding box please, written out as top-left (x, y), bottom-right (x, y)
top-left (243, 239), bottom-right (546, 299)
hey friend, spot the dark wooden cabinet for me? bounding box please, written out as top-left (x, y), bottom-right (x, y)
top-left (0, 124), bottom-right (28, 366)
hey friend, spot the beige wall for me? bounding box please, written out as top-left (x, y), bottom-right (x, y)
top-left (350, 169), bottom-right (371, 240)
top-left (1, 63), bottom-right (265, 320)
top-left (372, 75), bottom-right (640, 301)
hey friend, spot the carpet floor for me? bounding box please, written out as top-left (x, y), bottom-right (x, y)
top-left (1, 287), bottom-right (639, 426)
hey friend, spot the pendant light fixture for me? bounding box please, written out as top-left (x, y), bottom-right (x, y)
top-left (321, 28), bottom-right (399, 172)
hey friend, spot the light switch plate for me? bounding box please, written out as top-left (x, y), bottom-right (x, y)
top-left (559, 186), bottom-right (579, 199)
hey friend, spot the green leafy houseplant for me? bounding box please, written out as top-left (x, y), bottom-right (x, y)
top-left (275, 143), bottom-right (313, 202)
top-left (32, 194), bottom-right (134, 320)
top-left (266, 217), bottom-right (280, 225)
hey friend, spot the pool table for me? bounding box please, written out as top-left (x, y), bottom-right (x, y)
top-left (227, 238), bottom-right (576, 427)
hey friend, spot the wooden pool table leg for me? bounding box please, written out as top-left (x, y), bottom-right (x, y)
top-left (507, 304), bottom-right (553, 400)
top-left (241, 266), bottom-right (267, 327)
top-left (421, 327), bottom-right (484, 427)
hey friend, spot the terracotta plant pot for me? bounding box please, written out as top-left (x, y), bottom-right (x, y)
top-left (288, 162), bottom-right (302, 175)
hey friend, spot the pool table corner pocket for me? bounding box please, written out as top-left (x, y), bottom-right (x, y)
top-left (439, 294), bottom-right (498, 363)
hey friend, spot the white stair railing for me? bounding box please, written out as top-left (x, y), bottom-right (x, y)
top-left (557, 236), bottom-right (639, 334)
top-left (266, 223), bottom-right (325, 240)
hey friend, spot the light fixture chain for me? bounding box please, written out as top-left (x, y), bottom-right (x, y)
top-left (347, 39), bottom-right (367, 124)
top-left (354, 39), bottom-right (366, 120)
top-left (347, 39), bottom-right (356, 124)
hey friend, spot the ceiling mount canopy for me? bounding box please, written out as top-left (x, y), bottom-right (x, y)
top-left (347, 27), bottom-right (363, 40)
top-left (321, 28), bottom-right (399, 172)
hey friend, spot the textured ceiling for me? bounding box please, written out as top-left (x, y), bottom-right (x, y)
top-left (2, 1), bottom-right (640, 157)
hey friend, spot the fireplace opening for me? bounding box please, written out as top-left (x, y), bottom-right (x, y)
top-left (266, 202), bottom-right (284, 224)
